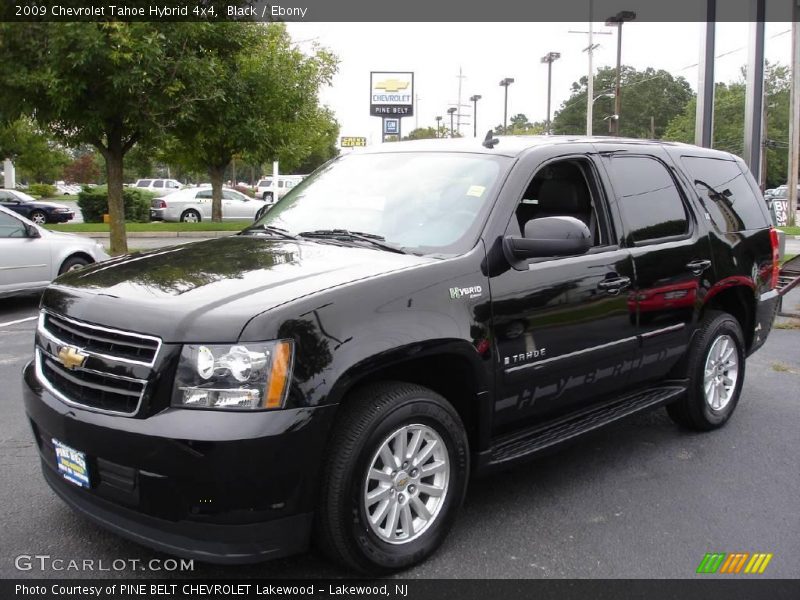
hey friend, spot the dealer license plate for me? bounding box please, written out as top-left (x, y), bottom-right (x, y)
top-left (53, 438), bottom-right (90, 488)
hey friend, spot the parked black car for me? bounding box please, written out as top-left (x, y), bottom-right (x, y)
top-left (0, 189), bottom-right (75, 224)
top-left (22, 136), bottom-right (781, 573)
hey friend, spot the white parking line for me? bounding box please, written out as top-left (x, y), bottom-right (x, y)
top-left (0, 316), bottom-right (37, 328)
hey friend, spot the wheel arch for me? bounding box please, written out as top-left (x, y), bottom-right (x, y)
top-left (701, 283), bottom-right (755, 352)
top-left (59, 251), bottom-right (95, 274)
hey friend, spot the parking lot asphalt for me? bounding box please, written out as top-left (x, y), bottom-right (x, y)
top-left (0, 293), bottom-right (798, 580)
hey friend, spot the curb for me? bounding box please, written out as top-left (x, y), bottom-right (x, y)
top-left (77, 231), bottom-right (238, 239)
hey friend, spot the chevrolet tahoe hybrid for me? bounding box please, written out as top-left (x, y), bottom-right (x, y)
top-left (22, 136), bottom-right (781, 573)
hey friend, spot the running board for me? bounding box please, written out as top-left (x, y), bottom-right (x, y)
top-left (484, 386), bottom-right (686, 468)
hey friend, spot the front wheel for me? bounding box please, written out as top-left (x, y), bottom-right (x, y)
top-left (666, 310), bottom-right (746, 431)
top-left (263, 192), bottom-right (273, 203)
top-left (59, 255), bottom-right (91, 275)
top-left (316, 382), bottom-right (469, 573)
top-left (29, 210), bottom-right (47, 224)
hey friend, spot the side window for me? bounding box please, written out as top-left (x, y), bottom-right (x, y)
top-left (222, 190), bottom-right (241, 200)
top-left (679, 156), bottom-right (768, 232)
top-left (0, 192), bottom-right (12, 202)
top-left (153, 180), bottom-right (164, 189)
top-left (0, 212), bottom-right (27, 238)
top-left (196, 190), bottom-right (212, 200)
top-left (506, 158), bottom-right (611, 249)
top-left (608, 156), bottom-right (689, 243)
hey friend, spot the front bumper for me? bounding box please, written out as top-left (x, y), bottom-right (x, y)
top-left (22, 360), bottom-right (335, 564)
top-left (52, 211), bottom-right (75, 223)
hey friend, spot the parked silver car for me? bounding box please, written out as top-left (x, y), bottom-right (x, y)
top-left (0, 205), bottom-right (109, 298)
top-left (149, 186), bottom-right (270, 222)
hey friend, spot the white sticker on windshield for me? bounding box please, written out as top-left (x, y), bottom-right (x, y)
top-left (466, 185), bottom-right (486, 198)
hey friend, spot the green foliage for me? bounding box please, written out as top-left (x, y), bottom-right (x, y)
top-left (494, 114), bottom-right (547, 136)
top-left (162, 23), bottom-right (339, 219)
top-left (404, 127), bottom-right (440, 140)
top-left (553, 66), bottom-right (693, 138)
top-left (663, 63), bottom-right (792, 188)
top-left (0, 118), bottom-right (70, 183)
top-left (28, 183), bottom-right (57, 198)
top-left (77, 186), bottom-right (155, 223)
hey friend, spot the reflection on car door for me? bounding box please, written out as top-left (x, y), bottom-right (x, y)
top-left (490, 151), bottom-right (639, 429)
top-left (222, 191), bottom-right (252, 220)
top-left (0, 212), bottom-right (52, 294)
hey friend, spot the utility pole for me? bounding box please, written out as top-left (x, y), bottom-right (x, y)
top-left (605, 10), bottom-right (637, 135)
top-left (743, 0), bottom-right (765, 179)
top-left (788, 1), bottom-right (800, 226)
top-left (456, 68), bottom-right (466, 135)
top-left (569, 0), bottom-right (611, 136)
top-left (415, 94), bottom-right (421, 130)
top-left (541, 52), bottom-right (561, 134)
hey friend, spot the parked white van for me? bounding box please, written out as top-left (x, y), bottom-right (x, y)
top-left (255, 175), bottom-right (305, 203)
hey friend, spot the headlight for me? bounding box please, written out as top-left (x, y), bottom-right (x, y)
top-left (171, 340), bottom-right (294, 411)
top-left (54, 208), bottom-right (70, 212)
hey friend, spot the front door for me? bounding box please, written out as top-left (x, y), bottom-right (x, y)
top-left (490, 152), bottom-right (639, 430)
top-left (0, 212), bottom-right (52, 293)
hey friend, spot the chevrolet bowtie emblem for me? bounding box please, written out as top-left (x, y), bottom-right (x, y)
top-left (374, 79), bottom-right (409, 93)
top-left (57, 346), bottom-right (88, 370)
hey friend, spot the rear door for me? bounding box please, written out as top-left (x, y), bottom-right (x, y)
top-left (599, 148), bottom-right (713, 385)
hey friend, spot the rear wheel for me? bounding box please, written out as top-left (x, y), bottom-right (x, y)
top-left (316, 382), bottom-right (469, 573)
top-left (29, 210), bottom-right (47, 225)
top-left (180, 209), bottom-right (201, 223)
top-left (666, 310), bottom-right (746, 431)
top-left (59, 255), bottom-right (91, 275)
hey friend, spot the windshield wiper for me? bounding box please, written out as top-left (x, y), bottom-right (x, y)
top-left (241, 224), bottom-right (298, 240)
top-left (298, 229), bottom-right (407, 254)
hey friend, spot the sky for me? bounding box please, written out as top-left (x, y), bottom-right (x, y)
top-left (285, 21), bottom-right (793, 145)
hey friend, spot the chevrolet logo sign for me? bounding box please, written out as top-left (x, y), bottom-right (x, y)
top-left (57, 346), bottom-right (88, 370)
top-left (374, 79), bottom-right (409, 93)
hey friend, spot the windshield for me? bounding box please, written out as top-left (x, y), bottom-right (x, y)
top-left (249, 152), bottom-right (508, 255)
top-left (15, 191), bottom-right (37, 203)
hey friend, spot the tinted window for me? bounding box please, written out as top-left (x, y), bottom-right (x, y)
top-left (258, 179), bottom-right (272, 187)
top-left (153, 180), bottom-right (164, 188)
top-left (196, 190), bottom-right (212, 199)
top-left (609, 156), bottom-right (689, 243)
top-left (136, 180), bottom-right (152, 187)
top-left (680, 156), bottom-right (768, 231)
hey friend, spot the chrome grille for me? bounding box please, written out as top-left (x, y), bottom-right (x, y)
top-left (35, 311), bottom-right (161, 416)
top-left (43, 312), bottom-right (160, 366)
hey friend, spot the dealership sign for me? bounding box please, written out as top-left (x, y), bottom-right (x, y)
top-left (383, 119), bottom-right (399, 135)
top-left (370, 72), bottom-right (414, 117)
top-left (341, 137), bottom-right (367, 148)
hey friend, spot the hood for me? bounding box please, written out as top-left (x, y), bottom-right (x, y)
top-left (44, 235), bottom-right (435, 342)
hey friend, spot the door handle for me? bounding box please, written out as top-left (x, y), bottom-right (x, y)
top-left (598, 276), bottom-right (631, 295)
top-left (686, 259), bottom-right (712, 275)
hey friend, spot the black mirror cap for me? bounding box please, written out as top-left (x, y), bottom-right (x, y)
top-left (510, 216), bottom-right (591, 260)
top-left (25, 224), bottom-right (41, 238)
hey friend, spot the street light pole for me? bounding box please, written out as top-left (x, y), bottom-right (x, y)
top-left (605, 10), bottom-right (636, 136)
top-left (435, 116), bottom-right (442, 138)
top-left (540, 52), bottom-right (561, 134)
top-left (469, 95), bottom-right (482, 137)
top-left (447, 107), bottom-right (457, 138)
top-left (499, 78), bottom-right (515, 134)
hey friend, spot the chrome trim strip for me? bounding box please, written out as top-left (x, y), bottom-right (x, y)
top-left (38, 346), bottom-right (148, 385)
top-left (35, 349), bottom-right (143, 417)
top-left (640, 323), bottom-right (686, 339)
top-left (505, 336), bottom-right (638, 373)
top-left (39, 309), bottom-right (162, 368)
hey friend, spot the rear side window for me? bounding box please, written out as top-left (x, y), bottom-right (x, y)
top-left (680, 156), bottom-right (768, 232)
top-left (608, 155), bottom-right (689, 243)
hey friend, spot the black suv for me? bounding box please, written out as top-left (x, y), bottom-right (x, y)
top-left (22, 136), bottom-right (781, 573)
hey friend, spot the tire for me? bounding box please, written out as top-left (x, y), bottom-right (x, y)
top-left (59, 255), bottom-right (91, 275)
top-left (180, 209), bottom-right (201, 223)
top-left (254, 207), bottom-right (267, 221)
top-left (316, 382), bottom-right (469, 573)
top-left (666, 310), bottom-right (746, 431)
top-left (29, 210), bottom-right (48, 225)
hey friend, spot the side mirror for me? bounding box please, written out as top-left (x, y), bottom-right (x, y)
top-left (505, 216), bottom-right (591, 261)
top-left (25, 224), bottom-right (41, 238)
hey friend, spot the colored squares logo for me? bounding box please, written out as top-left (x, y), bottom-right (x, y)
top-left (696, 552), bottom-right (773, 574)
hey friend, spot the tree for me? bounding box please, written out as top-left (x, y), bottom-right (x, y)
top-left (553, 66), bottom-right (693, 139)
top-left (62, 153), bottom-right (101, 184)
top-left (404, 127), bottom-right (440, 140)
top-left (664, 63), bottom-right (792, 188)
top-left (164, 23), bottom-right (338, 221)
top-left (0, 23), bottom-right (247, 253)
top-left (0, 118), bottom-right (69, 183)
top-left (493, 114), bottom-right (546, 136)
